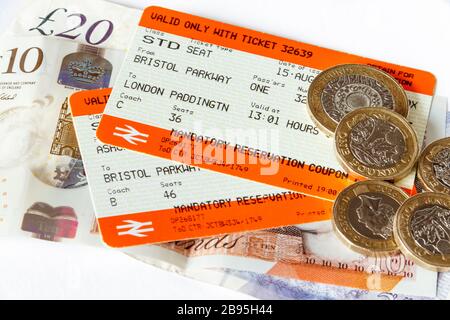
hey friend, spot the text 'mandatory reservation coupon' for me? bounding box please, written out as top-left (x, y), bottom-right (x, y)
top-left (94, 6), bottom-right (435, 246)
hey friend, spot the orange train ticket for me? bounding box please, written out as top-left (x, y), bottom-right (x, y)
top-left (71, 88), bottom-right (332, 247)
top-left (93, 6), bottom-right (434, 247)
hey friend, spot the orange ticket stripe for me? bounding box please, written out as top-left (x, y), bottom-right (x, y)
top-left (140, 6), bottom-right (435, 96)
top-left (98, 194), bottom-right (332, 247)
top-left (70, 89), bottom-right (111, 117)
top-left (97, 113), bottom-right (356, 202)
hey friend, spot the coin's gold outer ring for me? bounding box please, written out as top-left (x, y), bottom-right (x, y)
top-left (332, 180), bottom-right (408, 256)
top-left (393, 192), bottom-right (450, 272)
top-left (306, 104), bottom-right (334, 138)
top-left (334, 107), bottom-right (419, 181)
top-left (307, 64), bottom-right (409, 136)
top-left (417, 137), bottom-right (450, 195)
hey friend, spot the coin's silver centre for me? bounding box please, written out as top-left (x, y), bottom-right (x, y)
top-left (320, 74), bottom-right (395, 123)
top-left (348, 192), bottom-right (397, 240)
top-left (349, 116), bottom-right (406, 169)
top-left (410, 205), bottom-right (450, 257)
top-left (345, 91), bottom-right (372, 109)
top-left (432, 148), bottom-right (450, 188)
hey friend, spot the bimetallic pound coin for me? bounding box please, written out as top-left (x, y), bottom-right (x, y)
top-left (335, 107), bottom-right (419, 180)
top-left (307, 64), bottom-right (409, 136)
top-left (417, 137), bottom-right (450, 195)
top-left (394, 192), bottom-right (450, 272)
top-left (332, 180), bottom-right (408, 256)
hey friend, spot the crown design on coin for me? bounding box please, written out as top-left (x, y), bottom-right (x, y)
top-left (68, 60), bottom-right (104, 84)
top-left (432, 148), bottom-right (450, 188)
top-left (411, 205), bottom-right (450, 259)
top-left (350, 117), bottom-right (405, 168)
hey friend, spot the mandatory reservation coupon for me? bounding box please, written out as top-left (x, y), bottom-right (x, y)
top-left (94, 6), bottom-right (435, 247)
top-left (72, 89), bottom-right (332, 247)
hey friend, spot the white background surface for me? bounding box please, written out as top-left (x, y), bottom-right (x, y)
top-left (0, 0), bottom-right (449, 299)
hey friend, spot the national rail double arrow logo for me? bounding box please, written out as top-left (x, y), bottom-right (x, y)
top-left (113, 125), bottom-right (149, 145)
top-left (116, 220), bottom-right (154, 237)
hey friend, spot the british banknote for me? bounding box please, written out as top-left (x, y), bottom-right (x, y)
top-left (0, 35), bottom-right (124, 244)
top-left (3, 0), bottom-right (141, 189)
top-left (217, 269), bottom-right (449, 300)
top-left (133, 250), bottom-right (450, 300)
top-left (0, 0), bottom-right (139, 242)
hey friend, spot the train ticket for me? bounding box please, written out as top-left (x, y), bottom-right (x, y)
top-left (71, 88), bottom-right (332, 247)
top-left (94, 6), bottom-right (435, 246)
